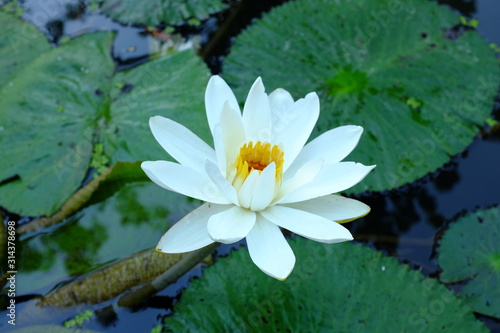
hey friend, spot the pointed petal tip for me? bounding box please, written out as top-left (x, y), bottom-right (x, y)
top-left (149, 115), bottom-right (167, 126)
top-left (305, 91), bottom-right (319, 100)
top-left (156, 234), bottom-right (211, 254)
top-left (155, 244), bottom-right (186, 254)
top-left (140, 160), bottom-right (156, 174)
top-left (337, 202), bottom-right (371, 223)
top-left (270, 87), bottom-right (290, 95)
top-left (156, 236), bottom-right (173, 253)
top-left (337, 227), bottom-right (354, 242)
top-left (259, 256), bottom-right (296, 280)
top-left (320, 229), bottom-right (354, 243)
top-left (208, 74), bottom-right (223, 83)
top-left (206, 75), bottom-right (229, 96)
top-left (247, 76), bottom-right (266, 96)
top-left (155, 243), bottom-right (173, 254)
top-left (353, 125), bottom-right (364, 133)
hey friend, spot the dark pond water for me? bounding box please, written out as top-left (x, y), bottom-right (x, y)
top-left (1, 0), bottom-right (500, 332)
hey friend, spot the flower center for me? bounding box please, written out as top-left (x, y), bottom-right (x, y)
top-left (232, 141), bottom-right (284, 189)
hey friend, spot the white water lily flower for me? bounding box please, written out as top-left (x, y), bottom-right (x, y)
top-left (142, 75), bottom-right (375, 280)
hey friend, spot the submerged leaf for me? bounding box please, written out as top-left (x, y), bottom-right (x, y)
top-left (38, 248), bottom-right (188, 307)
top-left (224, 0), bottom-right (500, 192)
top-left (15, 182), bottom-right (201, 296)
top-left (438, 206), bottom-right (500, 318)
top-left (163, 239), bottom-right (486, 332)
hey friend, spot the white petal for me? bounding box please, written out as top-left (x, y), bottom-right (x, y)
top-left (279, 162), bottom-right (375, 204)
top-left (207, 206), bottom-right (256, 243)
top-left (277, 158), bottom-right (324, 202)
top-left (149, 116), bottom-right (217, 172)
top-left (283, 195), bottom-right (371, 222)
top-left (286, 125), bottom-right (363, 175)
top-left (220, 101), bottom-right (246, 172)
top-left (237, 170), bottom-right (260, 209)
top-left (156, 203), bottom-right (230, 253)
top-left (205, 160), bottom-right (239, 205)
top-left (272, 92), bottom-right (320, 171)
top-left (212, 123), bottom-right (227, 175)
top-left (250, 163), bottom-right (276, 211)
top-left (261, 206), bottom-right (353, 243)
top-left (141, 161), bottom-right (229, 204)
top-left (246, 215), bottom-right (295, 280)
top-left (242, 77), bottom-right (272, 143)
top-left (205, 75), bottom-right (240, 135)
top-left (269, 88), bottom-right (295, 135)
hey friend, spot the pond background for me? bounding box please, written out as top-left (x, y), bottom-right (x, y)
top-left (1, 0), bottom-right (499, 332)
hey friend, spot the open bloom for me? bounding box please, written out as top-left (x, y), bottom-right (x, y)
top-left (142, 76), bottom-right (375, 280)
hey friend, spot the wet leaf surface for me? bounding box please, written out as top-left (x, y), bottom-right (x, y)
top-left (438, 206), bottom-right (500, 318)
top-left (224, 0), bottom-right (500, 193)
top-left (164, 239), bottom-right (487, 332)
top-left (0, 18), bottom-right (211, 216)
top-left (98, 0), bottom-right (226, 26)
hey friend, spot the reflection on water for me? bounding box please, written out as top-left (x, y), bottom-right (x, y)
top-left (352, 135), bottom-right (500, 274)
top-left (0, 182), bottom-right (199, 331)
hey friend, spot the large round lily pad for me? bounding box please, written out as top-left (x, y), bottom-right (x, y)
top-left (438, 206), bottom-right (500, 318)
top-left (0, 20), bottom-right (211, 216)
top-left (224, 0), bottom-right (500, 193)
top-left (163, 239), bottom-right (486, 332)
top-left (98, 0), bottom-right (226, 26)
top-left (0, 11), bottom-right (50, 86)
top-left (0, 31), bottom-right (115, 217)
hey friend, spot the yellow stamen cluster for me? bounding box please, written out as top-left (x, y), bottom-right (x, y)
top-left (232, 141), bottom-right (284, 189)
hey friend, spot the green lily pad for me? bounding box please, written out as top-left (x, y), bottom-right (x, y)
top-left (223, 0), bottom-right (500, 193)
top-left (0, 24), bottom-right (211, 216)
top-left (0, 11), bottom-right (50, 86)
top-left (163, 239), bottom-right (486, 332)
top-left (103, 49), bottom-right (212, 163)
top-left (98, 0), bottom-right (226, 26)
top-left (438, 206), bottom-right (500, 318)
top-left (0, 31), bottom-right (115, 217)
